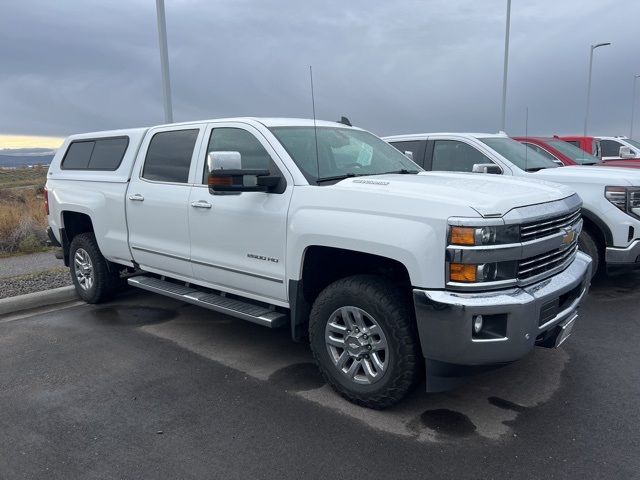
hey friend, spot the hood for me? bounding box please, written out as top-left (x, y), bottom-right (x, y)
top-left (599, 159), bottom-right (640, 169)
top-left (532, 165), bottom-right (640, 186)
top-left (331, 172), bottom-right (575, 217)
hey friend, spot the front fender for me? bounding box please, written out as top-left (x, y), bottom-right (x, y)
top-left (286, 208), bottom-right (445, 288)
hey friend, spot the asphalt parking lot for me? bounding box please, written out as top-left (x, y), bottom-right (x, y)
top-left (1, 271), bottom-right (639, 479)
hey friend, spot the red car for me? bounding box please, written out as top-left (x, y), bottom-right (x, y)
top-left (513, 136), bottom-right (640, 169)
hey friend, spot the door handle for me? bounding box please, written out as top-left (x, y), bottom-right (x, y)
top-left (128, 194), bottom-right (144, 201)
top-left (191, 200), bottom-right (212, 209)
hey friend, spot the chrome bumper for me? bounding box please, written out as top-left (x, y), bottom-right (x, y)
top-left (605, 239), bottom-right (640, 265)
top-left (413, 251), bottom-right (592, 367)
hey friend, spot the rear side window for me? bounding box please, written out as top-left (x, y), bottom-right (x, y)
top-left (61, 137), bottom-right (129, 170)
top-left (142, 129), bottom-right (199, 183)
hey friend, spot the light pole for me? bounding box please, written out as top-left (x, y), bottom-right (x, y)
top-left (500, 0), bottom-right (511, 132)
top-left (630, 74), bottom-right (640, 139)
top-left (583, 42), bottom-right (611, 136)
top-left (155, 0), bottom-right (173, 123)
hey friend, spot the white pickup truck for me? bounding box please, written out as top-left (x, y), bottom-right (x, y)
top-left (46, 118), bottom-right (591, 408)
top-left (385, 132), bottom-right (640, 276)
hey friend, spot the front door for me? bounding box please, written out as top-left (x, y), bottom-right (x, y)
top-left (126, 125), bottom-right (205, 278)
top-left (188, 123), bottom-right (292, 303)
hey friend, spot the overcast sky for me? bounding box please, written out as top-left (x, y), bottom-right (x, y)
top-left (1, 0), bottom-right (638, 140)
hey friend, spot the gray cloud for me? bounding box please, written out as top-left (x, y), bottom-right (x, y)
top-left (0, 0), bottom-right (638, 138)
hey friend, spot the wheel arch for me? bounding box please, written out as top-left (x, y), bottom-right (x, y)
top-left (289, 245), bottom-right (413, 341)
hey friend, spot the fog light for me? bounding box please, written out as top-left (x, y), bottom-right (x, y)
top-left (473, 315), bottom-right (484, 334)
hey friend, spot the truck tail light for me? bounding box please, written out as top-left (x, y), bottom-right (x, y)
top-left (44, 187), bottom-right (50, 215)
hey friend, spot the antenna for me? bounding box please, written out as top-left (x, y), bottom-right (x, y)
top-left (525, 106), bottom-right (529, 171)
top-left (309, 66), bottom-right (320, 181)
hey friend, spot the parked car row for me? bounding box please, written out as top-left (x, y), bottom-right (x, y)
top-left (45, 116), bottom-right (639, 409)
top-left (385, 132), bottom-right (640, 277)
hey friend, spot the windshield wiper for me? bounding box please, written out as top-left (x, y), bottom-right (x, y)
top-left (525, 167), bottom-right (548, 172)
top-left (316, 173), bottom-right (360, 184)
top-left (379, 169), bottom-right (421, 175)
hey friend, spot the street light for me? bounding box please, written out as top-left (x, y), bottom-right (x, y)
top-left (500, 0), bottom-right (511, 132)
top-left (155, 0), bottom-right (173, 123)
top-left (630, 74), bottom-right (640, 139)
top-left (583, 42), bottom-right (611, 136)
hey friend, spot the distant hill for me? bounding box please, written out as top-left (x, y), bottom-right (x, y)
top-left (0, 148), bottom-right (56, 168)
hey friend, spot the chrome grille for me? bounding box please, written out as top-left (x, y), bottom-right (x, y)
top-left (520, 208), bottom-right (581, 241)
top-left (518, 242), bottom-right (579, 280)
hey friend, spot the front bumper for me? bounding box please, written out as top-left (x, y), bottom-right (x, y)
top-left (413, 251), bottom-right (591, 367)
top-left (605, 239), bottom-right (640, 264)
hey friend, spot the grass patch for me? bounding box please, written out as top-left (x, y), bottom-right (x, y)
top-left (0, 187), bottom-right (49, 255)
top-left (0, 166), bottom-right (48, 188)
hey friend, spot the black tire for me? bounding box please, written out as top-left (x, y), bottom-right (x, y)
top-left (578, 229), bottom-right (601, 279)
top-left (69, 232), bottom-right (122, 303)
top-left (309, 274), bottom-right (422, 409)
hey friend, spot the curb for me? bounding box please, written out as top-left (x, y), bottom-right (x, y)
top-left (0, 286), bottom-right (79, 316)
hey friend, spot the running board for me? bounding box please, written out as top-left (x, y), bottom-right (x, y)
top-left (128, 276), bottom-right (288, 328)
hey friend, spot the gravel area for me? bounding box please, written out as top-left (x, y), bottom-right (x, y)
top-left (0, 251), bottom-right (63, 279)
top-left (0, 267), bottom-right (72, 299)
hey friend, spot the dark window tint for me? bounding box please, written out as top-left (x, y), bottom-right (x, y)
top-left (564, 140), bottom-right (579, 148)
top-left (88, 137), bottom-right (128, 169)
top-left (204, 128), bottom-right (272, 181)
top-left (62, 141), bottom-right (94, 169)
top-left (389, 140), bottom-right (425, 166)
top-left (600, 139), bottom-right (624, 157)
top-left (142, 129), bottom-right (199, 183)
top-left (431, 140), bottom-right (493, 172)
top-left (62, 137), bottom-right (129, 170)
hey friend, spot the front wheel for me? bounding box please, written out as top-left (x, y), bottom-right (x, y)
top-left (69, 232), bottom-right (121, 303)
top-left (578, 229), bottom-right (601, 279)
top-left (309, 275), bottom-right (422, 409)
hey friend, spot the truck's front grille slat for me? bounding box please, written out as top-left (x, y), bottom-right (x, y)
top-left (520, 209), bottom-right (581, 240)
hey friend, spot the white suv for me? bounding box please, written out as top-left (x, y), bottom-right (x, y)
top-left (385, 132), bottom-right (640, 276)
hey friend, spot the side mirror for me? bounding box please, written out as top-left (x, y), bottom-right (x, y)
top-left (404, 151), bottom-right (414, 161)
top-left (471, 163), bottom-right (502, 174)
top-left (619, 146), bottom-right (635, 159)
top-left (207, 151), bottom-right (281, 194)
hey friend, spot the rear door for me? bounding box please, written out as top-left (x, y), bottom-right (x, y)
top-left (126, 125), bottom-right (206, 278)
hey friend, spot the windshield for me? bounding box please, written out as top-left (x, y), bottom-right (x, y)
top-left (480, 137), bottom-right (560, 171)
top-left (624, 138), bottom-right (640, 150)
top-left (269, 127), bottom-right (421, 184)
top-left (546, 139), bottom-right (600, 165)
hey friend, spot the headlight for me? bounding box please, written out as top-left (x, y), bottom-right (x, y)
top-left (449, 225), bottom-right (519, 246)
top-left (449, 261), bottom-right (518, 283)
top-left (605, 186), bottom-right (640, 219)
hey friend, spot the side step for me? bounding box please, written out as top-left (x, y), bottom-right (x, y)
top-left (128, 276), bottom-right (288, 328)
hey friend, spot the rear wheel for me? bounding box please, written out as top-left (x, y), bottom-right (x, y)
top-left (69, 232), bottom-right (122, 303)
top-left (578, 229), bottom-right (601, 278)
top-left (309, 275), bottom-right (422, 409)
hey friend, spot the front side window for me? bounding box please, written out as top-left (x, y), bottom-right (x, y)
top-left (479, 137), bottom-right (559, 172)
top-left (142, 129), bottom-right (199, 183)
top-left (203, 128), bottom-right (273, 181)
top-left (431, 140), bottom-right (493, 172)
top-left (390, 140), bottom-right (424, 164)
top-left (600, 139), bottom-right (625, 157)
top-left (269, 127), bottom-right (420, 184)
